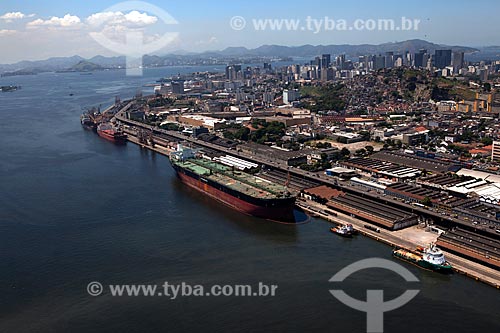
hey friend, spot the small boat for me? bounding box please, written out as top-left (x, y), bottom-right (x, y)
top-left (330, 224), bottom-right (355, 237)
top-left (393, 243), bottom-right (453, 273)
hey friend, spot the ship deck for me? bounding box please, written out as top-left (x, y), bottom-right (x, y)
top-left (174, 158), bottom-right (292, 200)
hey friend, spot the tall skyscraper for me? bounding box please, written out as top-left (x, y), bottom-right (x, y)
top-left (321, 54), bottom-right (331, 68)
top-left (373, 55), bottom-right (386, 70)
top-left (315, 57), bottom-right (322, 67)
top-left (336, 54), bottom-right (346, 69)
top-left (434, 50), bottom-right (452, 69)
top-left (452, 51), bottom-right (464, 74)
top-left (413, 49), bottom-right (427, 68)
top-left (225, 65), bottom-right (242, 80)
top-left (321, 68), bottom-right (335, 82)
top-left (385, 51), bottom-right (394, 68)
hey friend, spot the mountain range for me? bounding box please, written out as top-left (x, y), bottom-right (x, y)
top-left (0, 39), bottom-right (495, 75)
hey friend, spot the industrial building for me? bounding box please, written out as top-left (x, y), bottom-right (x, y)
top-left (302, 185), bottom-right (418, 230)
top-left (341, 157), bottom-right (421, 180)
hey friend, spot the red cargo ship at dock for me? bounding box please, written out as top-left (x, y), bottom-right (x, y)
top-left (169, 147), bottom-right (296, 222)
top-left (97, 123), bottom-right (127, 144)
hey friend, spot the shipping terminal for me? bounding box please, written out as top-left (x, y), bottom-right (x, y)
top-left (77, 94), bottom-right (500, 288)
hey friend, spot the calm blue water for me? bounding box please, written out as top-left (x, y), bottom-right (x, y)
top-left (0, 67), bottom-right (499, 333)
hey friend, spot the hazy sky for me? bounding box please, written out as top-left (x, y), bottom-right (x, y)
top-left (0, 0), bottom-right (499, 63)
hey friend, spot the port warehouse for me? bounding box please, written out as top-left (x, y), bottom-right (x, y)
top-left (302, 185), bottom-right (418, 230)
top-left (341, 173), bottom-right (500, 229)
top-left (437, 227), bottom-right (500, 270)
top-left (328, 155), bottom-right (500, 230)
top-left (213, 155), bottom-right (258, 171)
top-left (340, 157), bottom-right (422, 181)
top-left (419, 171), bottom-right (500, 205)
top-left (371, 151), bottom-right (462, 173)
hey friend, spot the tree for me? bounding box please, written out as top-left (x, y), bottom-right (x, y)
top-left (355, 148), bottom-right (367, 157)
top-left (365, 146), bottom-right (374, 154)
top-left (481, 137), bottom-right (493, 146)
top-left (341, 148), bottom-right (350, 157)
top-left (421, 196), bottom-right (432, 207)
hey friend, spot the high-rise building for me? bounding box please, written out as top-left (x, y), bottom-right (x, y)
top-left (283, 89), bottom-right (300, 104)
top-left (385, 52), bottom-right (394, 68)
top-left (394, 55), bottom-right (403, 67)
top-left (373, 55), bottom-right (386, 70)
top-left (480, 69), bottom-right (489, 81)
top-left (404, 51), bottom-right (411, 66)
top-left (492, 141), bottom-right (500, 162)
top-left (225, 65), bottom-right (242, 80)
top-left (321, 54), bottom-right (331, 68)
top-left (171, 81), bottom-right (184, 94)
top-left (313, 56), bottom-right (321, 68)
top-left (263, 92), bottom-right (275, 105)
top-left (452, 51), bottom-right (464, 74)
top-left (434, 50), bottom-right (452, 69)
top-left (321, 68), bottom-right (335, 82)
top-left (336, 54), bottom-right (346, 69)
top-left (413, 49), bottom-right (427, 68)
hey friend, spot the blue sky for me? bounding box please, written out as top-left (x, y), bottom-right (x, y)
top-left (0, 0), bottom-right (499, 63)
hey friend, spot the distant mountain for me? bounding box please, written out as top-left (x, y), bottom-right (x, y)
top-left (212, 39), bottom-right (478, 58)
top-left (67, 60), bottom-right (103, 72)
top-left (0, 39), bottom-right (486, 74)
top-left (0, 55), bottom-right (85, 73)
top-left (88, 55), bottom-right (125, 67)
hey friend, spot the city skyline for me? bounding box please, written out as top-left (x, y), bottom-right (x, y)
top-left (1, 0), bottom-right (500, 63)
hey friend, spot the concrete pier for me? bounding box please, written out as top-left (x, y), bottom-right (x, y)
top-left (297, 200), bottom-right (500, 289)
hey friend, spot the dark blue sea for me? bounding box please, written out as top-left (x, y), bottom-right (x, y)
top-left (0, 66), bottom-right (499, 333)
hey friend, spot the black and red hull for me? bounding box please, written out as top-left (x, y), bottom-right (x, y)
top-left (171, 162), bottom-right (296, 222)
top-left (97, 130), bottom-right (127, 144)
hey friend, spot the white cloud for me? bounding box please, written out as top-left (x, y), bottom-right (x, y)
top-left (86, 11), bottom-right (157, 28)
top-left (27, 14), bottom-right (81, 28)
top-left (0, 29), bottom-right (17, 36)
top-left (0, 12), bottom-right (35, 22)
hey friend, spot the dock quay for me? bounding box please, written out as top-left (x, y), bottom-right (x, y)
top-left (296, 200), bottom-right (500, 289)
top-left (104, 99), bottom-right (500, 289)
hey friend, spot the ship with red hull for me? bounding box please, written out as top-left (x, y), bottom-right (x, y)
top-left (169, 147), bottom-right (296, 222)
top-left (97, 122), bottom-right (127, 144)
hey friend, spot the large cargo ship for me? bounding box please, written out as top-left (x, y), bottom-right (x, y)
top-left (169, 147), bottom-right (296, 222)
top-left (97, 122), bottom-right (127, 144)
top-left (393, 243), bottom-right (453, 273)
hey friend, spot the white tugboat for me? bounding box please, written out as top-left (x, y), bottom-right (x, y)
top-left (393, 243), bottom-right (453, 273)
top-left (330, 224), bottom-right (356, 238)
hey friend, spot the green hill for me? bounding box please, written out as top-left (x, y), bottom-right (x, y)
top-left (69, 60), bottom-right (103, 72)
